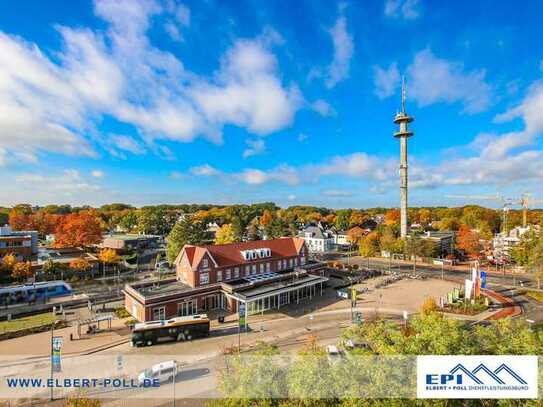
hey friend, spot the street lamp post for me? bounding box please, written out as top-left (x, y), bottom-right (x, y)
top-left (49, 320), bottom-right (59, 401)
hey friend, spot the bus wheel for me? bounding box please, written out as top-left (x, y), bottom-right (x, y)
top-left (177, 333), bottom-right (185, 342)
top-left (186, 334), bottom-right (192, 341)
top-left (146, 340), bottom-right (152, 346)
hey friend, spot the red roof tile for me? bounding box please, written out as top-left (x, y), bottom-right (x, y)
top-left (178, 237), bottom-right (306, 268)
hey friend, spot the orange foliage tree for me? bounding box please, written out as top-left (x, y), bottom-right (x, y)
top-left (11, 262), bottom-right (33, 282)
top-left (54, 212), bottom-right (102, 248)
top-left (69, 257), bottom-right (92, 273)
top-left (456, 225), bottom-right (482, 259)
top-left (384, 209), bottom-right (401, 226)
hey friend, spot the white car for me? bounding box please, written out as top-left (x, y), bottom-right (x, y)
top-left (138, 360), bottom-right (177, 385)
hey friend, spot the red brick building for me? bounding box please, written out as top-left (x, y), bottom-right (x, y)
top-left (124, 237), bottom-right (327, 322)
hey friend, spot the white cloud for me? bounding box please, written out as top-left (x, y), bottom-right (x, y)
top-left (109, 134), bottom-right (146, 156)
top-left (189, 151), bottom-right (394, 188)
top-left (91, 170), bottom-right (104, 177)
top-left (310, 99), bottom-right (336, 117)
top-left (164, 22), bottom-right (182, 42)
top-left (325, 15), bottom-right (354, 88)
top-left (287, 194), bottom-right (296, 201)
top-left (243, 138), bottom-right (266, 158)
top-left (174, 4), bottom-right (190, 26)
top-left (0, 0), bottom-right (303, 165)
top-left (373, 62), bottom-right (400, 99)
top-left (169, 171), bottom-right (184, 180)
top-left (322, 189), bottom-right (353, 197)
top-left (406, 49), bottom-right (492, 113)
top-left (190, 164), bottom-right (221, 176)
top-left (384, 0), bottom-right (421, 20)
top-left (314, 153), bottom-right (395, 181)
top-left (164, 3), bottom-right (190, 42)
top-left (12, 169), bottom-right (101, 199)
top-left (406, 83), bottom-right (543, 190)
top-left (236, 166), bottom-right (300, 186)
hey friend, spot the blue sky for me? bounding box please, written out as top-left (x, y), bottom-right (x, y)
top-left (0, 0), bottom-right (542, 208)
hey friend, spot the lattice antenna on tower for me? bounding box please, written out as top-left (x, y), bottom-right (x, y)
top-left (401, 76), bottom-right (406, 113)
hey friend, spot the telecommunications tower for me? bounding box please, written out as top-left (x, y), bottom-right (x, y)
top-left (393, 77), bottom-right (414, 239)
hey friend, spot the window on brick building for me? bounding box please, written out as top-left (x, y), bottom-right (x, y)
top-left (199, 272), bottom-right (209, 285)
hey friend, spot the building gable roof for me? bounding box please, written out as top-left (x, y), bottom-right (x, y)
top-left (175, 237), bottom-right (306, 268)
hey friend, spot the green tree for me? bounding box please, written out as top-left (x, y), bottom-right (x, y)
top-left (166, 217), bottom-right (209, 263)
top-left (511, 229), bottom-right (539, 266)
top-left (118, 211), bottom-right (138, 232)
top-left (247, 218), bottom-right (261, 241)
top-left (335, 209), bottom-right (351, 231)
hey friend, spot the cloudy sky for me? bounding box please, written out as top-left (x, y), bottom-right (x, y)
top-left (1, 0), bottom-right (542, 208)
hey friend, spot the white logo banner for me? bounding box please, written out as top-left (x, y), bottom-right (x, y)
top-left (417, 355), bottom-right (538, 399)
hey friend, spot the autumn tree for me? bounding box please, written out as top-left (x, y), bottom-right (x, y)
top-left (54, 212), bottom-right (102, 248)
top-left (259, 210), bottom-right (273, 227)
top-left (215, 224), bottom-right (238, 244)
top-left (98, 249), bottom-right (120, 278)
top-left (11, 261), bottom-right (33, 282)
top-left (436, 217), bottom-right (460, 231)
top-left (358, 231), bottom-right (381, 257)
top-left (417, 208), bottom-right (432, 227)
top-left (0, 253), bottom-right (17, 275)
top-left (384, 209), bottom-right (401, 226)
top-left (8, 210), bottom-right (32, 231)
top-left (379, 227), bottom-right (403, 254)
top-left (69, 257), bottom-right (92, 273)
top-left (456, 225), bottom-right (482, 259)
top-left (349, 211), bottom-right (367, 227)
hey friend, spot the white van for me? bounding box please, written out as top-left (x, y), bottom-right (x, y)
top-left (138, 360), bottom-right (177, 384)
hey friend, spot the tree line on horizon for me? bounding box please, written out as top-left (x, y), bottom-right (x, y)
top-left (2, 202), bottom-right (543, 265)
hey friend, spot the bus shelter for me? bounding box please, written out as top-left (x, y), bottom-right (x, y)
top-left (76, 314), bottom-right (113, 337)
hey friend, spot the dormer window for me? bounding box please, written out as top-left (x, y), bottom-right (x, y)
top-left (202, 258), bottom-right (209, 268)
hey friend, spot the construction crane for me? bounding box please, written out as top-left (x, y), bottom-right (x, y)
top-left (447, 193), bottom-right (543, 229)
top-left (519, 193), bottom-right (543, 228)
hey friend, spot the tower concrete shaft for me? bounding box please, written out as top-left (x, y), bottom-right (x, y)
top-left (393, 78), bottom-right (414, 239)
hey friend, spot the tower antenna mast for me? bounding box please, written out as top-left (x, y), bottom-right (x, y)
top-left (401, 76), bottom-right (406, 113)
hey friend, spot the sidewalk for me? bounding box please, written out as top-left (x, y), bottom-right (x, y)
top-left (0, 317), bottom-right (131, 361)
